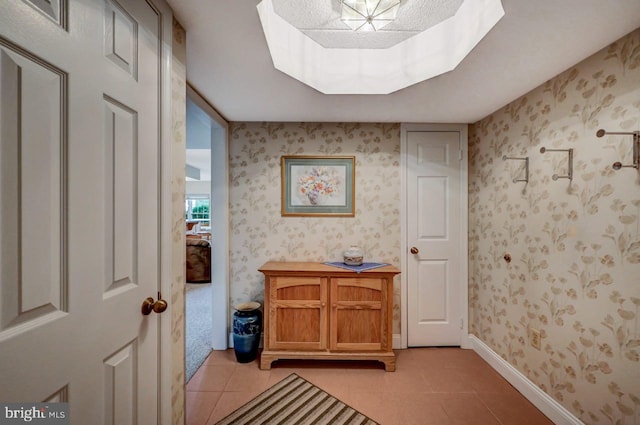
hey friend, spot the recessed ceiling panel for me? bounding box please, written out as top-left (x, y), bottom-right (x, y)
top-left (258, 0), bottom-right (504, 94)
top-left (272, 0), bottom-right (463, 49)
top-left (301, 30), bottom-right (420, 49)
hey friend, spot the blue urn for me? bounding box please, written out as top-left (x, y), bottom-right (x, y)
top-left (232, 302), bottom-right (262, 363)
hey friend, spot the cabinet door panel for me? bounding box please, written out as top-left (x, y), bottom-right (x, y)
top-left (269, 276), bottom-right (327, 350)
top-left (276, 308), bottom-right (321, 344)
top-left (336, 310), bottom-right (382, 344)
top-left (330, 278), bottom-right (387, 351)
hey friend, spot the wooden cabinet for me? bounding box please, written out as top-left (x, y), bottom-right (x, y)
top-left (259, 261), bottom-right (400, 371)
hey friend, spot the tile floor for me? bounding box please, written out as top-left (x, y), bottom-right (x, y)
top-left (186, 348), bottom-right (554, 425)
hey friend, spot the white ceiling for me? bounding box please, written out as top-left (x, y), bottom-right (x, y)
top-left (166, 0), bottom-right (640, 123)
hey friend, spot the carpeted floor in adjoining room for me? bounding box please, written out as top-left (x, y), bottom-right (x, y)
top-left (186, 283), bottom-right (214, 382)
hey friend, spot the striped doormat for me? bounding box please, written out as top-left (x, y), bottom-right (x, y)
top-left (215, 373), bottom-right (379, 425)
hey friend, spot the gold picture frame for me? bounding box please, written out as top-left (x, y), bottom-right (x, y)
top-left (281, 156), bottom-right (355, 217)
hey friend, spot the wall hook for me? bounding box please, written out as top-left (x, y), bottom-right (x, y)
top-left (540, 147), bottom-right (573, 181)
top-left (596, 129), bottom-right (640, 170)
top-left (502, 155), bottom-right (529, 183)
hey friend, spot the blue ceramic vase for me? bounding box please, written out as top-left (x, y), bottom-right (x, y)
top-left (232, 302), bottom-right (262, 363)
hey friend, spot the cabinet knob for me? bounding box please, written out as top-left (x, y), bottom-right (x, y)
top-left (321, 302), bottom-right (326, 307)
top-left (332, 304), bottom-right (337, 308)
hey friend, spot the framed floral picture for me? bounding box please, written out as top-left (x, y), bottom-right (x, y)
top-left (281, 156), bottom-right (355, 217)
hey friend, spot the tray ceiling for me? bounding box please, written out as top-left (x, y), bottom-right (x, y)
top-left (166, 0), bottom-right (640, 123)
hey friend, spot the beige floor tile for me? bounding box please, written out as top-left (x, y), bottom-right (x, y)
top-left (395, 393), bottom-right (456, 425)
top-left (202, 349), bottom-right (237, 366)
top-left (460, 366), bottom-right (520, 394)
top-left (223, 365), bottom-right (271, 392)
top-left (478, 392), bottom-right (555, 425)
top-left (349, 391), bottom-right (402, 425)
top-left (186, 391), bottom-right (221, 425)
top-left (380, 366), bottom-right (432, 394)
top-left (422, 366), bottom-right (477, 393)
top-left (436, 393), bottom-right (502, 425)
top-left (346, 369), bottom-right (389, 393)
top-left (188, 348), bottom-right (553, 425)
top-left (187, 364), bottom-right (235, 392)
top-left (205, 390), bottom-right (263, 425)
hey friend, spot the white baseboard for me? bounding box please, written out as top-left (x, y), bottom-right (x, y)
top-left (469, 335), bottom-right (583, 425)
top-left (393, 333), bottom-right (402, 349)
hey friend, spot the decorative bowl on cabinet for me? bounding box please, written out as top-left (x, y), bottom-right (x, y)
top-left (343, 245), bottom-right (364, 266)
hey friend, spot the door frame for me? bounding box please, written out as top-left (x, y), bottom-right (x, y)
top-left (400, 123), bottom-right (470, 349)
top-left (186, 84), bottom-right (230, 350)
top-left (157, 0), bottom-right (176, 422)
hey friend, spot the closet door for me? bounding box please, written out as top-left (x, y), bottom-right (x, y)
top-left (406, 127), bottom-right (467, 347)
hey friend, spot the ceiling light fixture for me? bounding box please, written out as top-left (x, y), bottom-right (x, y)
top-left (340, 0), bottom-right (401, 32)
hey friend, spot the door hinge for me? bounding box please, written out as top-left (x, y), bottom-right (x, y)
top-left (459, 318), bottom-right (464, 329)
top-left (459, 150), bottom-right (463, 161)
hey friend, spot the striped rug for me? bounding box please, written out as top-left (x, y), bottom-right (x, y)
top-left (214, 373), bottom-right (379, 425)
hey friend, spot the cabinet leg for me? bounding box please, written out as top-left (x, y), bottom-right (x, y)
top-left (260, 354), bottom-right (274, 370)
top-left (382, 358), bottom-right (396, 372)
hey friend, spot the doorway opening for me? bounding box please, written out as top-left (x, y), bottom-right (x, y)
top-left (185, 85), bottom-right (229, 381)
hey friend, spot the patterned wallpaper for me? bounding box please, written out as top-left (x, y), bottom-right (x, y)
top-left (170, 17), bottom-right (186, 425)
top-left (228, 122), bottom-right (402, 333)
top-left (469, 28), bottom-right (640, 423)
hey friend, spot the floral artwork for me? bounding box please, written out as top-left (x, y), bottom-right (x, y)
top-left (281, 156), bottom-right (355, 216)
top-left (293, 165), bottom-right (344, 206)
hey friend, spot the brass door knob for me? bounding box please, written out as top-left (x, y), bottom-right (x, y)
top-left (142, 292), bottom-right (168, 315)
top-left (410, 247), bottom-right (419, 255)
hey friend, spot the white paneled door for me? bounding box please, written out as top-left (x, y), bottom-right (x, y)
top-left (406, 128), bottom-right (466, 346)
top-left (0, 0), bottom-right (165, 423)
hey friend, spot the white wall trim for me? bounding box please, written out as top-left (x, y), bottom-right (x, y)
top-left (470, 335), bottom-right (584, 425)
top-left (399, 125), bottom-right (409, 349)
top-left (156, 1), bottom-right (174, 423)
top-left (400, 123), bottom-right (470, 349)
top-left (186, 85), bottom-right (230, 350)
top-left (393, 333), bottom-right (402, 349)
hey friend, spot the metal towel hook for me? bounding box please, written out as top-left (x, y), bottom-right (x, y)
top-left (502, 155), bottom-right (529, 183)
top-left (596, 129), bottom-right (640, 170)
top-left (539, 147), bottom-right (573, 181)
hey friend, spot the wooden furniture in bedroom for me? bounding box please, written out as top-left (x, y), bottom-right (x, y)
top-left (258, 261), bottom-right (400, 371)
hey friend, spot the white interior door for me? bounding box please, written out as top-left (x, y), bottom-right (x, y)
top-left (0, 0), bottom-right (165, 423)
top-left (406, 128), bottom-right (466, 346)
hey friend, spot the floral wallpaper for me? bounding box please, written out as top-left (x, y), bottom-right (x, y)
top-left (469, 28), bottom-right (640, 424)
top-left (228, 122), bottom-right (402, 333)
top-left (170, 17), bottom-right (186, 425)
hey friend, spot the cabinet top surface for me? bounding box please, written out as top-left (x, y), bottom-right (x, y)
top-left (259, 261), bottom-right (400, 275)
